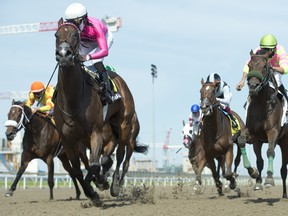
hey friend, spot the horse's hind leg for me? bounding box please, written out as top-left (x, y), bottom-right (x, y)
top-left (46, 155), bottom-right (55, 200)
top-left (5, 153), bottom-right (31, 197)
top-left (111, 143), bottom-right (125, 197)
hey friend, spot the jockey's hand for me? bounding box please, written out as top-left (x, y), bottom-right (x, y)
top-left (32, 108), bottom-right (39, 113)
top-left (75, 54), bottom-right (90, 62)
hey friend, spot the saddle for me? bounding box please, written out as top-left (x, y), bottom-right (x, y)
top-left (34, 111), bottom-right (56, 126)
top-left (83, 65), bottom-right (122, 103)
top-left (220, 109), bottom-right (240, 135)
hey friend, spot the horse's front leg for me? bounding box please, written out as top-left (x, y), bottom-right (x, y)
top-left (265, 130), bottom-right (278, 186)
top-left (5, 152), bottom-right (31, 197)
top-left (237, 129), bottom-right (259, 178)
top-left (206, 155), bottom-right (223, 196)
top-left (253, 142), bottom-right (264, 190)
top-left (46, 155), bottom-right (55, 200)
top-left (87, 129), bottom-right (103, 185)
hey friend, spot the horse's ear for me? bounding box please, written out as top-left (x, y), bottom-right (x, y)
top-left (183, 120), bottom-right (185, 126)
top-left (58, 18), bottom-right (63, 27)
top-left (201, 78), bottom-right (204, 85)
top-left (11, 99), bottom-right (15, 105)
top-left (250, 49), bottom-right (254, 56)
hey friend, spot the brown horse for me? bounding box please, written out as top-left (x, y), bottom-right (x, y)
top-left (4, 100), bottom-right (87, 200)
top-left (237, 50), bottom-right (288, 198)
top-left (182, 114), bottom-right (243, 187)
top-left (54, 18), bottom-right (144, 202)
top-left (199, 80), bottom-right (246, 196)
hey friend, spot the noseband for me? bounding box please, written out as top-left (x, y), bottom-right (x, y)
top-left (4, 104), bottom-right (30, 131)
top-left (247, 55), bottom-right (272, 93)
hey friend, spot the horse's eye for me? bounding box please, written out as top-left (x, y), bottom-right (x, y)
top-left (189, 130), bottom-right (192, 134)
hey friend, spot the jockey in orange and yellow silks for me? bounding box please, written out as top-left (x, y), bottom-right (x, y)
top-left (25, 81), bottom-right (55, 115)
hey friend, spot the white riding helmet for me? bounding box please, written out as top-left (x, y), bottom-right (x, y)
top-left (65, 3), bottom-right (87, 20)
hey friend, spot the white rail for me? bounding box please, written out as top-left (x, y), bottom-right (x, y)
top-left (0, 174), bottom-right (284, 190)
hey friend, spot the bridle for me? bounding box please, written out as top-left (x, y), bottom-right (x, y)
top-left (200, 83), bottom-right (221, 116)
top-left (247, 55), bottom-right (272, 94)
top-left (55, 22), bottom-right (81, 65)
top-left (4, 104), bottom-right (30, 132)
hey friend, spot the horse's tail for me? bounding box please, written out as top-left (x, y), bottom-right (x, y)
top-left (134, 139), bottom-right (149, 155)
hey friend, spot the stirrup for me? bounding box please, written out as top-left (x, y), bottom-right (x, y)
top-left (232, 121), bottom-right (238, 128)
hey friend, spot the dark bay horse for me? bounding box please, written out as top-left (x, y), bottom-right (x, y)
top-left (4, 100), bottom-right (87, 200)
top-left (199, 80), bottom-right (246, 196)
top-left (237, 50), bottom-right (288, 198)
top-left (182, 116), bottom-right (243, 189)
top-left (54, 18), bottom-right (145, 201)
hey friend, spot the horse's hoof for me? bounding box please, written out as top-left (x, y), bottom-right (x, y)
top-left (92, 198), bottom-right (103, 207)
top-left (110, 182), bottom-right (120, 197)
top-left (96, 181), bottom-right (110, 191)
top-left (229, 181), bottom-right (237, 190)
top-left (264, 177), bottom-right (275, 187)
top-left (254, 183), bottom-right (263, 191)
top-left (5, 191), bottom-right (13, 197)
top-left (248, 167), bottom-right (259, 179)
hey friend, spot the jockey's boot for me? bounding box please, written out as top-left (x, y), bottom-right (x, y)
top-left (229, 114), bottom-right (238, 128)
top-left (94, 62), bottom-right (113, 104)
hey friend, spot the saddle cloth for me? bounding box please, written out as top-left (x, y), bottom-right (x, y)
top-left (83, 65), bottom-right (122, 102)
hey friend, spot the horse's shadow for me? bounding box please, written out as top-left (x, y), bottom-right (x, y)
top-left (243, 198), bottom-right (281, 206)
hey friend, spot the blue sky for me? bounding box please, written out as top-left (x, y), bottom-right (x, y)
top-left (1, 0), bottom-right (288, 176)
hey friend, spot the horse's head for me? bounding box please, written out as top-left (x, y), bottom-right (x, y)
top-left (182, 121), bottom-right (196, 148)
top-left (200, 79), bottom-right (218, 116)
top-left (55, 18), bottom-right (80, 67)
top-left (4, 100), bottom-right (31, 141)
top-left (247, 49), bottom-right (273, 96)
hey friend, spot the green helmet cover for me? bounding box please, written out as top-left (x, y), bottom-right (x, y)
top-left (260, 34), bottom-right (277, 49)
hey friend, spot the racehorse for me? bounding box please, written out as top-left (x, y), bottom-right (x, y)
top-left (182, 118), bottom-right (242, 188)
top-left (237, 50), bottom-right (288, 198)
top-left (199, 79), bottom-right (245, 196)
top-left (54, 18), bottom-right (144, 202)
top-left (4, 100), bottom-right (87, 200)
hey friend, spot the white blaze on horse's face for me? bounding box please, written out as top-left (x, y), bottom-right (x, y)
top-left (182, 123), bottom-right (193, 148)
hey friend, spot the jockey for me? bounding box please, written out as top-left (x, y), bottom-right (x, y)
top-left (206, 73), bottom-right (238, 128)
top-left (236, 34), bottom-right (288, 102)
top-left (25, 81), bottom-right (55, 115)
top-left (64, 2), bottom-right (114, 104)
top-left (188, 104), bottom-right (202, 136)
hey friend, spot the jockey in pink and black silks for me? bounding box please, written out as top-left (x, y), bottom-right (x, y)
top-left (236, 34), bottom-right (288, 102)
top-left (64, 3), bottom-right (114, 104)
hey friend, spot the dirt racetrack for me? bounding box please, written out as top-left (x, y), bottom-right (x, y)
top-left (1, 182), bottom-right (288, 216)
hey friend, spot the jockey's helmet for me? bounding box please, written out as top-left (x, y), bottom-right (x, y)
top-left (206, 73), bottom-right (221, 83)
top-left (31, 81), bottom-right (44, 93)
top-left (260, 34), bottom-right (277, 49)
top-left (191, 104), bottom-right (200, 113)
top-left (65, 3), bottom-right (87, 21)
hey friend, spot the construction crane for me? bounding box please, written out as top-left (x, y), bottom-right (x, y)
top-left (0, 16), bottom-right (121, 100)
top-left (0, 16), bottom-right (122, 35)
top-left (162, 128), bottom-right (171, 169)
